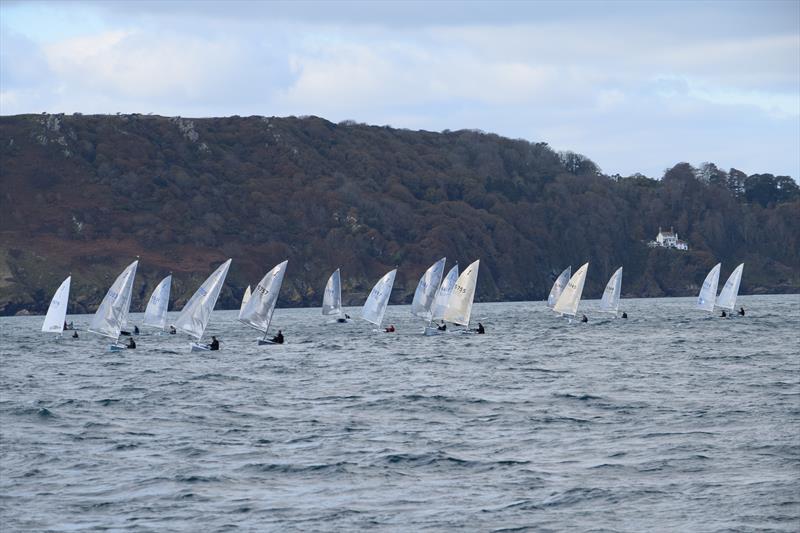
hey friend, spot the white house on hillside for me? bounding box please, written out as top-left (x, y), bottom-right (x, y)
top-left (650, 227), bottom-right (689, 250)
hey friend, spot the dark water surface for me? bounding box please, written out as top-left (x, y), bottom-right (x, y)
top-left (2, 295), bottom-right (799, 532)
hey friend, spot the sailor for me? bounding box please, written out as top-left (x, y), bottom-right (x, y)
top-left (134, 325), bottom-right (140, 335)
top-left (69, 321), bottom-right (74, 329)
top-left (437, 321), bottom-right (447, 331)
top-left (64, 321), bottom-right (69, 330)
top-left (209, 336), bottom-right (220, 350)
top-left (721, 310), bottom-right (727, 318)
top-left (621, 312), bottom-right (628, 319)
top-left (72, 331), bottom-right (79, 339)
top-left (385, 325), bottom-right (396, 333)
top-left (581, 314), bottom-right (588, 323)
top-left (738, 307), bottom-right (745, 316)
top-left (271, 330), bottom-right (284, 344)
top-left (345, 314), bottom-right (351, 319)
top-left (477, 322), bottom-right (485, 334)
top-left (126, 337), bottom-right (136, 349)
top-left (169, 325), bottom-right (177, 334)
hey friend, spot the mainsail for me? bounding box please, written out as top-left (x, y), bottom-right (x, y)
top-left (553, 262), bottom-right (588, 317)
top-left (88, 260), bottom-right (139, 339)
top-left (322, 269), bottom-right (342, 316)
top-left (716, 263), bottom-right (744, 312)
top-left (431, 264), bottom-right (459, 321)
top-left (411, 257), bottom-right (446, 322)
top-left (238, 260), bottom-right (288, 335)
top-left (42, 276), bottom-right (71, 334)
top-left (142, 275), bottom-right (172, 329)
top-left (443, 260), bottom-right (480, 327)
top-left (548, 266), bottom-right (571, 308)
top-left (174, 259), bottom-right (232, 340)
top-left (361, 269), bottom-right (396, 326)
top-left (697, 263), bottom-right (721, 312)
top-left (599, 267), bottom-right (623, 315)
top-left (239, 285), bottom-right (252, 314)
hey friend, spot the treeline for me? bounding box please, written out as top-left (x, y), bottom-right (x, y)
top-left (0, 113), bottom-right (797, 315)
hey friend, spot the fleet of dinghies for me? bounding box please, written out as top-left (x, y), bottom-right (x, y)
top-left (41, 256), bottom-right (747, 350)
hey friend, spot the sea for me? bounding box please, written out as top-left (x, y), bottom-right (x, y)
top-left (1, 295), bottom-right (798, 532)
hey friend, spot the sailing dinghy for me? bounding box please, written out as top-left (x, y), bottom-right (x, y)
top-left (142, 274), bottom-right (172, 333)
top-left (598, 267), bottom-right (623, 317)
top-left (239, 285), bottom-right (251, 314)
top-left (443, 260), bottom-right (480, 333)
top-left (553, 262), bottom-right (588, 319)
top-left (716, 263), bottom-right (744, 315)
top-left (322, 268), bottom-right (349, 323)
top-left (42, 275), bottom-right (71, 340)
top-left (696, 263), bottom-right (721, 314)
top-left (88, 260), bottom-right (138, 351)
top-left (174, 259), bottom-right (232, 351)
top-left (548, 266), bottom-right (571, 308)
top-left (238, 260), bottom-right (288, 345)
top-left (361, 269), bottom-right (397, 331)
top-left (411, 258), bottom-right (446, 334)
top-left (425, 263), bottom-right (458, 335)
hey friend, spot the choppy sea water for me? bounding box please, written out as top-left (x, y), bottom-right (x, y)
top-left (1, 295), bottom-right (799, 532)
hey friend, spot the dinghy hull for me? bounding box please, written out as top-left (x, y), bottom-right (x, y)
top-left (190, 342), bottom-right (210, 352)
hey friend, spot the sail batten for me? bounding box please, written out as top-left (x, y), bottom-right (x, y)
top-left (238, 260), bottom-right (288, 334)
top-left (411, 258), bottom-right (446, 321)
top-left (42, 276), bottom-right (71, 334)
top-left (599, 267), bottom-right (623, 315)
top-left (553, 262), bottom-right (588, 317)
top-left (361, 269), bottom-right (396, 327)
top-left (431, 264), bottom-right (459, 321)
top-left (717, 263), bottom-right (744, 311)
top-left (88, 260), bottom-right (139, 340)
top-left (142, 275), bottom-right (172, 329)
top-left (174, 259), bottom-right (232, 340)
top-left (548, 266), bottom-right (571, 308)
top-left (322, 269), bottom-right (342, 316)
top-left (697, 263), bottom-right (721, 313)
top-left (443, 260), bottom-right (480, 327)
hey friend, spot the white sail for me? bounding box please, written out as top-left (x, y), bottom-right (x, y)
top-left (411, 257), bottom-right (446, 321)
top-left (42, 276), bottom-right (71, 334)
top-left (88, 260), bottom-right (139, 339)
top-left (553, 262), bottom-right (588, 317)
top-left (361, 269), bottom-right (396, 326)
top-left (239, 285), bottom-right (252, 314)
top-left (431, 264), bottom-right (459, 321)
top-left (548, 266), bottom-right (571, 308)
top-left (142, 275), bottom-right (172, 329)
top-left (716, 263), bottom-right (744, 312)
top-left (238, 260), bottom-right (288, 334)
top-left (599, 267), bottom-right (623, 315)
top-left (696, 263), bottom-right (721, 313)
top-left (322, 269), bottom-right (342, 316)
top-left (174, 259), bottom-right (232, 340)
top-left (443, 260), bottom-right (480, 327)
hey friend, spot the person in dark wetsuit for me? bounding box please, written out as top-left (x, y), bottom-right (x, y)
top-left (209, 336), bottom-right (220, 350)
top-left (134, 325), bottom-right (140, 335)
top-left (384, 325), bottom-right (396, 333)
top-left (621, 312), bottom-right (628, 319)
top-left (721, 310), bottom-right (727, 318)
top-left (169, 325), bottom-right (177, 334)
top-left (72, 331), bottom-right (79, 339)
top-left (477, 322), bottom-right (485, 334)
top-left (271, 330), bottom-right (284, 344)
top-left (437, 321), bottom-right (447, 331)
top-left (126, 337), bottom-right (136, 349)
top-left (738, 307), bottom-right (745, 316)
top-left (581, 314), bottom-right (588, 323)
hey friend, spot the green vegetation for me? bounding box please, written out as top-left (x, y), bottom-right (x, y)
top-left (0, 113), bottom-right (797, 315)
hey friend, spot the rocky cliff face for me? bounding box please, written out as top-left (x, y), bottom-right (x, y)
top-left (1, 113), bottom-right (797, 315)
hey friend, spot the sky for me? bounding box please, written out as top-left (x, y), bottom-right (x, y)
top-left (1, 0), bottom-right (798, 179)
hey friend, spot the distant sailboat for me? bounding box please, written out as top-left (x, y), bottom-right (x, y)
top-left (174, 259), bottom-right (232, 351)
top-left (361, 269), bottom-right (397, 330)
top-left (142, 275), bottom-right (172, 332)
top-left (548, 266), bottom-right (571, 308)
top-left (598, 267), bottom-right (623, 316)
top-left (443, 260), bottom-right (480, 332)
top-left (88, 260), bottom-right (138, 350)
top-left (553, 262), bottom-right (589, 318)
top-left (322, 268), bottom-right (349, 323)
top-left (716, 263), bottom-right (744, 313)
top-left (697, 263), bottom-right (721, 313)
top-left (239, 285), bottom-right (251, 314)
top-left (239, 260), bottom-right (288, 345)
top-left (411, 257), bottom-right (446, 332)
top-left (42, 275), bottom-right (71, 339)
top-left (426, 263), bottom-right (458, 335)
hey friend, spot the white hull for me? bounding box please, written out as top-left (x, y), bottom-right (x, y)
top-left (109, 344), bottom-right (126, 352)
top-left (190, 342), bottom-right (211, 352)
top-left (258, 339), bottom-right (279, 345)
top-left (423, 326), bottom-right (445, 336)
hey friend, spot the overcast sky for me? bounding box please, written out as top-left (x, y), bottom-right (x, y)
top-left (1, 0), bottom-right (798, 179)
